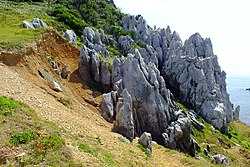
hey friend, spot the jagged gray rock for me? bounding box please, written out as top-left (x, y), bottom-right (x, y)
top-left (138, 132), bottom-right (152, 153)
top-left (113, 89), bottom-right (134, 141)
top-left (79, 14), bottom-right (239, 157)
top-left (188, 110), bottom-right (205, 131)
top-left (51, 61), bottom-right (61, 75)
top-left (48, 80), bottom-right (63, 92)
top-left (211, 154), bottom-right (230, 166)
top-left (63, 30), bottom-right (77, 45)
top-left (98, 50), bottom-right (196, 155)
top-left (100, 61), bottom-right (111, 92)
top-left (121, 14), bottom-right (239, 132)
top-left (38, 69), bottom-right (64, 92)
top-left (118, 35), bottom-right (134, 51)
top-left (22, 18), bottom-right (47, 29)
top-left (101, 91), bottom-right (116, 123)
top-left (83, 27), bottom-right (109, 57)
top-left (79, 45), bottom-right (111, 92)
top-left (161, 33), bottom-right (237, 132)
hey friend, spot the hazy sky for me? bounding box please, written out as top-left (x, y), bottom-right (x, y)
top-left (114, 0), bottom-right (250, 77)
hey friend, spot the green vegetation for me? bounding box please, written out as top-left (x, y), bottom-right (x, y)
top-left (192, 119), bottom-right (250, 166)
top-left (10, 130), bottom-right (36, 145)
top-left (99, 54), bottom-right (114, 72)
top-left (228, 121), bottom-right (250, 149)
top-left (79, 143), bottom-right (95, 155)
top-left (137, 144), bottom-right (151, 158)
top-left (78, 143), bottom-right (115, 167)
top-left (0, 96), bottom-right (75, 166)
top-left (45, 54), bottom-right (55, 62)
top-left (50, 4), bottom-right (89, 36)
top-left (107, 45), bottom-right (122, 58)
top-left (0, 96), bottom-right (21, 116)
top-left (111, 25), bottom-right (137, 40)
top-left (175, 101), bottom-right (189, 112)
top-left (0, 1), bottom-right (53, 50)
top-left (137, 39), bottom-right (147, 48)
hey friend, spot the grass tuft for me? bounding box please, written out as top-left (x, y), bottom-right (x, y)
top-left (0, 96), bottom-right (21, 116)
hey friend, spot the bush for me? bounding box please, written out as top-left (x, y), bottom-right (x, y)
top-left (111, 25), bottom-right (137, 40)
top-left (50, 5), bottom-right (89, 36)
top-left (10, 130), bottom-right (37, 145)
top-left (34, 133), bottom-right (65, 154)
top-left (137, 40), bottom-right (147, 48)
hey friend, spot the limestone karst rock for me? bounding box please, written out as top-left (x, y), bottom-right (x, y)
top-left (79, 45), bottom-right (111, 92)
top-left (211, 154), bottom-right (230, 166)
top-left (82, 27), bottom-right (109, 57)
top-left (22, 18), bottom-right (47, 29)
top-left (99, 52), bottom-right (195, 155)
top-left (63, 30), bottom-right (77, 45)
top-left (78, 14), bottom-right (240, 156)
top-left (138, 132), bottom-right (152, 153)
top-left (121, 14), bottom-right (239, 132)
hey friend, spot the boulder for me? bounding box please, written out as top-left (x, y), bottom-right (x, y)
top-left (63, 30), bottom-right (77, 45)
top-left (22, 20), bottom-right (34, 28)
top-left (32, 18), bottom-right (47, 28)
top-left (211, 154), bottom-right (230, 166)
top-left (38, 69), bottom-right (64, 92)
top-left (61, 65), bottom-right (68, 79)
top-left (48, 80), bottom-right (63, 92)
top-left (23, 18), bottom-right (47, 29)
top-left (138, 132), bottom-right (152, 153)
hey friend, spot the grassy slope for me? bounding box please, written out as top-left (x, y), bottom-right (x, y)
top-left (0, 1), bottom-right (55, 50)
top-left (0, 96), bottom-right (75, 166)
top-left (0, 96), bottom-right (213, 167)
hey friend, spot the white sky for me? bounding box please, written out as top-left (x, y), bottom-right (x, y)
top-left (114, 0), bottom-right (250, 77)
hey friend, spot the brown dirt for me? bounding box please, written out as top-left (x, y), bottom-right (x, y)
top-left (0, 31), bottom-right (191, 166)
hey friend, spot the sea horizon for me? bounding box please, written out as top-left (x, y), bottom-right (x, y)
top-left (226, 76), bottom-right (250, 126)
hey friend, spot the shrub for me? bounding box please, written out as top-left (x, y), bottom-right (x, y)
top-left (137, 40), bottom-right (147, 48)
top-left (50, 5), bottom-right (89, 36)
top-left (10, 130), bottom-right (37, 145)
top-left (34, 133), bottom-right (65, 154)
top-left (111, 25), bottom-right (137, 40)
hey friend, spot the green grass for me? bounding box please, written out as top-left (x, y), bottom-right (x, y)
top-left (0, 1), bottom-right (54, 50)
top-left (175, 101), bottom-right (189, 112)
top-left (78, 142), bottom-right (115, 167)
top-left (0, 96), bottom-right (75, 166)
top-left (191, 119), bottom-right (250, 166)
top-left (137, 144), bottom-right (151, 158)
top-left (228, 121), bottom-right (250, 149)
top-left (0, 96), bottom-right (21, 116)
